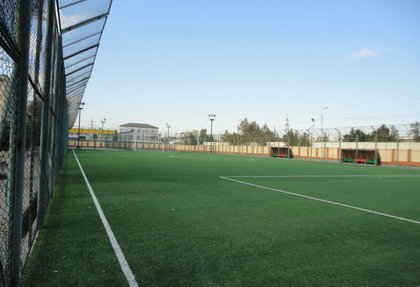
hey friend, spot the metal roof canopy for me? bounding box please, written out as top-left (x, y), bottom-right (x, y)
top-left (57, 0), bottom-right (112, 128)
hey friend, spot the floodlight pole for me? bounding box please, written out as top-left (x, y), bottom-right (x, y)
top-left (307, 118), bottom-right (315, 132)
top-left (77, 102), bottom-right (85, 149)
top-left (101, 118), bottom-right (106, 141)
top-left (208, 114), bottom-right (216, 152)
top-left (166, 123), bottom-right (171, 151)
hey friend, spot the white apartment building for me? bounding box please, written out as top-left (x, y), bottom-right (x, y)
top-left (119, 123), bottom-right (159, 143)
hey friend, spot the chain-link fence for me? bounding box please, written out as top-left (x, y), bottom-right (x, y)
top-left (0, 1), bottom-right (68, 286)
top-left (275, 124), bottom-right (420, 166)
top-left (75, 123), bottom-right (420, 167)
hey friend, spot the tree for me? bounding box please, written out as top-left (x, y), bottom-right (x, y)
top-left (238, 118), bottom-right (260, 144)
top-left (409, 122), bottom-right (420, 142)
top-left (221, 130), bottom-right (238, 145)
top-left (282, 129), bottom-right (300, 146)
top-left (389, 125), bottom-right (399, 142)
top-left (261, 124), bottom-right (277, 145)
top-left (198, 129), bottom-right (210, 144)
top-left (299, 131), bottom-right (312, 146)
top-left (180, 130), bottom-right (198, 145)
top-left (315, 133), bottom-right (330, 143)
top-left (216, 118), bottom-right (281, 146)
top-left (371, 124), bottom-right (398, 142)
top-left (343, 128), bottom-right (369, 142)
top-left (236, 118), bottom-right (276, 145)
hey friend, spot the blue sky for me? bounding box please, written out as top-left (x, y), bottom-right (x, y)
top-left (81, 0), bottom-right (420, 134)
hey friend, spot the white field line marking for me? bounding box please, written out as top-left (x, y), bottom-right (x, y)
top-left (223, 175), bottom-right (420, 178)
top-left (73, 150), bottom-right (139, 287)
top-left (168, 155), bottom-right (256, 161)
top-left (220, 176), bottom-right (420, 226)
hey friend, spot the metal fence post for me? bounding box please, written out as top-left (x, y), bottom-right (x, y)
top-left (50, 37), bottom-right (63, 194)
top-left (9, 0), bottom-right (33, 285)
top-left (396, 135), bottom-right (399, 166)
top-left (27, 0), bottom-right (45, 249)
top-left (355, 134), bottom-right (359, 165)
top-left (298, 137), bottom-right (301, 158)
top-left (57, 75), bottom-right (66, 168)
top-left (38, 0), bottom-right (55, 227)
top-left (310, 134), bottom-right (313, 159)
top-left (374, 134), bottom-right (378, 166)
top-left (335, 129), bottom-right (341, 161)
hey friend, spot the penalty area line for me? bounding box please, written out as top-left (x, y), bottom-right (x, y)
top-left (220, 176), bottom-right (420, 226)
top-left (73, 150), bottom-right (139, 287)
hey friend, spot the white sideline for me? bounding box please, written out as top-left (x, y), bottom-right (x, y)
top-left (73, 150), bottom-right (139, 287)
top-left (223, 174), bottom-right (420, 178)
top-left (220, 176), bottom-right (420, 226)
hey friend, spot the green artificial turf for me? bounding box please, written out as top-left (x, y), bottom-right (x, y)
top-left (21, 153), bottom-right (127, 287)
top-left (23, 150), bottom-right (420, 286)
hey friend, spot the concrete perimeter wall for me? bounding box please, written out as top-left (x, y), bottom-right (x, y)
top-left (68, 140), bottom-right (420, 167)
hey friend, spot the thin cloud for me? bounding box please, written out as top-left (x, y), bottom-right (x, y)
top-left (349, 48), bottom-right (377, 60)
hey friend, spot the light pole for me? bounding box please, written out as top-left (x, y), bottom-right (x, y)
top-left (307, 118), bottom-right (315, 133)
top-left (101, 118), bottom-right (106, 137)
top-left (101, 118), bottom-right (106, 140)
top-left (77, 102), bottom-right (85, 149)
top-left (166, 123), bottom-right (171, 151)
top-left (208, 114), bottom-right (216, 152)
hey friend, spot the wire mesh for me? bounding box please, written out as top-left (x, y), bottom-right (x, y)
top-left (0, 1), bottom-right (69, 286)
top-left (0, 45), bottom-right (17, 287)
top-left (0, 0), bottom-right (110, 284)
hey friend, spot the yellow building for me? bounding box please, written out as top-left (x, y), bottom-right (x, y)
top-left (68, 127), bottom-right (117, 140)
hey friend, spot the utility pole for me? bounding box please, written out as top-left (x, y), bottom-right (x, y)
top-left (89, 118), bottom-right (95, 129)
